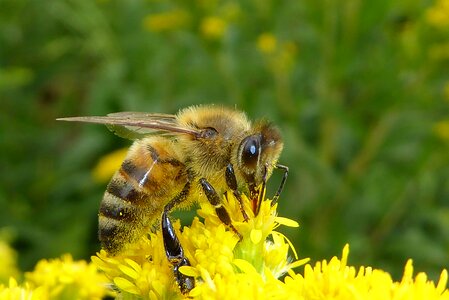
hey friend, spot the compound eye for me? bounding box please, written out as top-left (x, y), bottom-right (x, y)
top-left (241, 135), bottom-right (261, 170)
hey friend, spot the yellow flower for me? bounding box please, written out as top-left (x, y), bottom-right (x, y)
top-left (0, 240), bottom-right (19, 284)
top-left (92, 148), bottom-right (128, 183)
top-left (283, 245), bottom-right (449, 300)
top-left (257, 33), bottom-right (278, 55)
top-left (0, 278), bottom-right (47, 300)
top-left (93, 189), bottom-right (305, 299)
top-left (434, 120), bottom-right (449, 141)
top-left (25, 254), bottom-right (111, 299)
top-left (92, 234), bottom-right (179, 299)
top-left (426, 0), bottom-right (449, 29)
top-left (91, 186), bottom-right (448, 299)
top-left (143, 9), bottom-right (190, 33)
top-left (200, 16), bottom-right (228, 40)
top-left (257, 33), bottom-right (298, 74)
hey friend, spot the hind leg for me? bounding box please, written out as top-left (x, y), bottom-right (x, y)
top-left (162, 181), bottom-right (194, 294)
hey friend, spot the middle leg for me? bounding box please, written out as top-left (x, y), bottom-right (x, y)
top-left (199, 178), bottom-right (242, 240)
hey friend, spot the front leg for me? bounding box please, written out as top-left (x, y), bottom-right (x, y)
top-left (271, 164), bottom-right (289, 206)
top-left (225, 163), bottom-right (249, 221)
top-left (200, 178), bottom-right (242, 240)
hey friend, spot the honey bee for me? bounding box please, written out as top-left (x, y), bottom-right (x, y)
top-left (58, 105), bottom-right (288, 293)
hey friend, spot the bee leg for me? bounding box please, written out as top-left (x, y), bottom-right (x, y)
top-left (161, 210), bottom-right (194, 294)
top-left (162, 183), bottom-right (195, 294)
top-left (271, 164), bottom-right (289, 206)
top-left (225, 163), bottom-right (249, 221)
top-left (200, 178), bottom-right (243, 240)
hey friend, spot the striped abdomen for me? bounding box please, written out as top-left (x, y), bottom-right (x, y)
top-left (98, 137), bottom-right (186, 254)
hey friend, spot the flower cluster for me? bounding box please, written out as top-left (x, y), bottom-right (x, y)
top-left (426, 0), bottom-right (449, 29)
top-left (284, 245), bottom-right (448, 299)
top-left (93, 191), bottom-right (305, 299)
top-left (0, 254), bottom-right (111, 299)
top-left (426, 0), bottom-right (449, 62)
top-left (92, 189), bottom-right (449, 299)
top-left (1, 171), bottom-right (448, 299)
top-left (0, 240), bottom-right (19, 284)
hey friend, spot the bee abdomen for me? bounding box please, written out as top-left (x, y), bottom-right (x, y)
top-left (98, 217), bottom-right (122, 254)
top-left (98, 139), bottom-right (187, 254)
top-left (99, 192), bottom-right (138, 222)
top-left (106, 175), bottom-right (147, 205)
top-left (98, 174), bottom-right (150, 254)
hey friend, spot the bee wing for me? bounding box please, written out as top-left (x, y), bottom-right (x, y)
top-left (57, 112), bottom-right (200, 140)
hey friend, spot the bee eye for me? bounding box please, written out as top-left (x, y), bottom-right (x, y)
top-left (241, 135), bottom-right (261, 169)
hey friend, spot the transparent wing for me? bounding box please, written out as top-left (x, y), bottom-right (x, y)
top-left (57, 112), bottom-right (199, 140)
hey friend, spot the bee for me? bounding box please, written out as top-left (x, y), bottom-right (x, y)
top-left (58, 105), bottom-right (288, 293)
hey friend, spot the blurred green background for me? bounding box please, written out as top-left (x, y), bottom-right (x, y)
top-left (1, 0), bottom-right (449, 282)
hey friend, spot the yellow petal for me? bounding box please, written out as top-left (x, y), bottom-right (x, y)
top-left (233, 259), bottom-right (258, 275)
top-left (437, 269), bottom-right (448, 294)
top-left (179, 265), bottom-right (200, 277)
top-left (275, 216), bottom-right (299, 227)
top-left (118, 264), bottom-right (139, 279)
top-left (125, 258), bottom-right (142, 273)
top-left (288, 258), bottom-right (310, 269)
top-left (113, 277), bottom-right (140, 295)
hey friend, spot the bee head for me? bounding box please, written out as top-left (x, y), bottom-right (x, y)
top-left (237, 121), bottom-right (283, 188)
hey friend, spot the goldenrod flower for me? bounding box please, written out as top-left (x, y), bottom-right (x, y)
top-left (0, 254), bottom-right (110, 299)
top-left (93, 191), bottom-right (305, 299)
top-left (200, 16), bottom-right (228, 40)
top-left (426, 0), bottom-right (449, 29)
top-left (2, 188), bottom-right (445, 299)
top-left (257, 33), bottom-right (298, 75)
top-left (92, 148), bottom-right (128, 183)
top-left (283, 245), bottom-right (449, 300)
top-left (143, 9), bottom-right (190, 33)
top-left (92, 185), bottom-right (449, 299)
top-left (257, 33), bottom-right (278, 55)
top-left (0, 240), bottom-right (19, 284)
top-left (25, 254), bottom-right (111, 299)
top-left (92, 234), bottom-right (180, 299)
top-left (433, 120), bottom-right (449, 141)
top-left (0, 278), bottom-right (47, 300)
